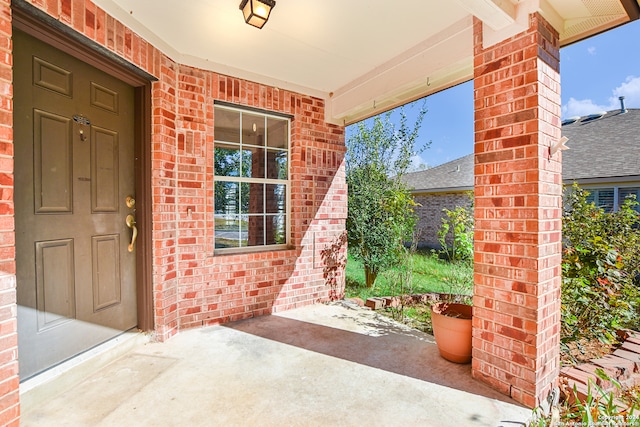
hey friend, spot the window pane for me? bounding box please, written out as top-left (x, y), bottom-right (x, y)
top-left (266, 214), bottom-right (286, 245)
top-left (266, 149), bottom-right (287, 180)
top-left (239, 215), bottom-right (249, 247)
top-left (242, 113), bottom-right (265, 147)
top-left (214, 181), bottom-right (239, 214)
top-left (585, 191), bottom-right (594, 204)
top-left (245, 183), bottom-right (264, 214)
top-left (599, 190), bottom-right (614, 212)
top-left (240, 182), bottom-right (250, 214)
top-left (267, 118), bottom-right (288, 149)
top-left (620, 187), bottom-right (640, 212)
top-left (215, 143), bottom-right (241, 177)
top-left (215, 214), bottom-right (242, 248)
top-left (246, 215), bottom-right (265, 246)
top-left (215, 108), bottom-right (240, 143)
top-left (594, 189), bottom-right (614, 212)
top-left (242, 146), bottom-right (265, 178)
top-left (266, 184), bottom-right (286, 214)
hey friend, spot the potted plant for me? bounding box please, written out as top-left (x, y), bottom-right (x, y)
top-left (430, 265), bottom-right (473, 363)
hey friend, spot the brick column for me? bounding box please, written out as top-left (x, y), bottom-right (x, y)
top-left (472, 14), bottom-right (562, 408)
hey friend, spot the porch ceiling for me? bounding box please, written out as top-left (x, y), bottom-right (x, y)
top-left (94, 0), bottom-right (640, 125)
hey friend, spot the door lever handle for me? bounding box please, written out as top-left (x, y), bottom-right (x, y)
top-left (125, 214), bottom-right (137, 252)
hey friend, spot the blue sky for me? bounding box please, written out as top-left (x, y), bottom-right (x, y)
top-left (347, 19), bottom-right (640, 169)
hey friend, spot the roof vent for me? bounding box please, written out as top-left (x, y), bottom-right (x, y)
top-left (580, 111), bottom-right (606, 124)
top-left (562, 116), bottom-right (580, 125)
top-left (619, 96), bottom-right (627, 114)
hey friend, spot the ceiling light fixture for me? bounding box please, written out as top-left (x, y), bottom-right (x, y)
top-left (240, 0), bottom-right (276, 29)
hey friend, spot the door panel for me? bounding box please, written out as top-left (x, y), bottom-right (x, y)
top-left (36, 239), bottom-right (75, 330)
top-left (92, 235), bottom-right (122, 311)
top-left (33, 56), bottom-right (73, 96)
top-left (91, 127), bottom-right (119, 213)
top-left (34, 110), bottom-right (73, 213)
top-left (90, 82), bottom-right (119, 113)
top-left (15, 29), bottom-right (138, 380)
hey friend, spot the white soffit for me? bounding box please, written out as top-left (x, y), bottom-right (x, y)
top-left (551, 0), bottom-right (635, 44)
top-left (96, 0), bottom-right (469, 95)
top-left (92, 0), bottom-right (639, 125)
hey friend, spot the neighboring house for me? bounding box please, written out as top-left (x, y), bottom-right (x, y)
top-left (562, 107), bottom-right (640, 211)
top-left (405, 155), bottom-right (474, 249)
top-left (405, 107), bottom-right (640, 248)
top-left (1, 1), bottom-right (638, 419)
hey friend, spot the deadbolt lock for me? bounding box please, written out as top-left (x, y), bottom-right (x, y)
top-left (126, 196), bottom-right (136, 209)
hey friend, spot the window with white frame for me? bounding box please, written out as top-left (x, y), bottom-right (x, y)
top-left (213, 104), bottom-right (290, 250)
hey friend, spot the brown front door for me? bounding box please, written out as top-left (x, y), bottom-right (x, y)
top-left (14, 30), bottom-right (138, 380)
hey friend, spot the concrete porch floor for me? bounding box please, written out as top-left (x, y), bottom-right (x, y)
top-left (20, 301), bottom-right (531, 426)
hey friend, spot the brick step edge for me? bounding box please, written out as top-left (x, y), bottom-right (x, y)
top-left (559, 330), bottom-right (640, 403)
top-left (362, 293), bottom-right (472, 310)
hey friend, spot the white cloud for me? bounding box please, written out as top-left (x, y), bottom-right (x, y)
top-left (408, 154), bottom-right (428, 172)
top-left (610, 75), bottom-right (640, 107)
top-left (562, 76), bottom-right (640, 118)
top-left (587, 46), bottom-right (596, 55)
top-left (562, 97), bottom-right (608, 118)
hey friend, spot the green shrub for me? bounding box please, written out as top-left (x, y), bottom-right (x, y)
top-left (562, 184), bottom-right (640, 344)
top-left (437, 194), bottom-right (474, 264)
top-left (528, 369), bottom-right (639, 426)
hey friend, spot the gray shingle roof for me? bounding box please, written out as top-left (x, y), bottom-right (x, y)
top-left (562, 108), bottom-right (640, 181)
top-left (402, 154), bottom-right (474, 192)
top-left (404, 108), bottom-right (640, 192)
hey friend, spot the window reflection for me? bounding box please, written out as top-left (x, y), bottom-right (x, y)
top-left (214, 143), bottom-right (241, 177)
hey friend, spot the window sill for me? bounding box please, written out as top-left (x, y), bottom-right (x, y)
top-left (212, 244), bottom-right (295, 257)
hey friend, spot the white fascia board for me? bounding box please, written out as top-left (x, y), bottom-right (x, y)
top-left (327, 17), bottom-right (473, 125)
top-left (481, 0), bottom-right (566, 48)
top-left (482, 0), bottom-right (536, 47)
top-left (453, 0), bottom-right (516, 30)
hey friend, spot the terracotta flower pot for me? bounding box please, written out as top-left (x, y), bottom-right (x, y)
top-left (430, 302), bottom-right (473, 364)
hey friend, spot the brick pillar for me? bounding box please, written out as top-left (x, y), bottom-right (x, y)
top-left (472, 13), bottom-right (562, 408)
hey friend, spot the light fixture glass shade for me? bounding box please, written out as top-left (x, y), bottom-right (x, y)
top-left (240, 0), bottom-right (276, 29)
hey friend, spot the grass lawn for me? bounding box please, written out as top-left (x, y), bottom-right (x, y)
top-left (344, 250), bottom-right (473, 301)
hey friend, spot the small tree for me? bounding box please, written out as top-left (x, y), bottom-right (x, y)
top-left (346, 103), bottom-right (427, 287)
top-left (437, 192), bottom-right (474, 263)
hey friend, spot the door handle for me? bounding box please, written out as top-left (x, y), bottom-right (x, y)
top-left (125, 214), bottom-right (137, 252)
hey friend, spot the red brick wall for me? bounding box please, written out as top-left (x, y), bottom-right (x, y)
top-left (413, 192), bottom-right (473, 248)
top-left (472, 14), bottom-right (562, 407)
top-left (151, 55), bottom-right (180, 339)
top-left (0, 1), bottom-right (346, 422)
top-left (0, 0), bottom-right (19, 424)
top-left (173, 69), bottom-right (347, 333)
top-left (15, 0), bottom-right (346, 343)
